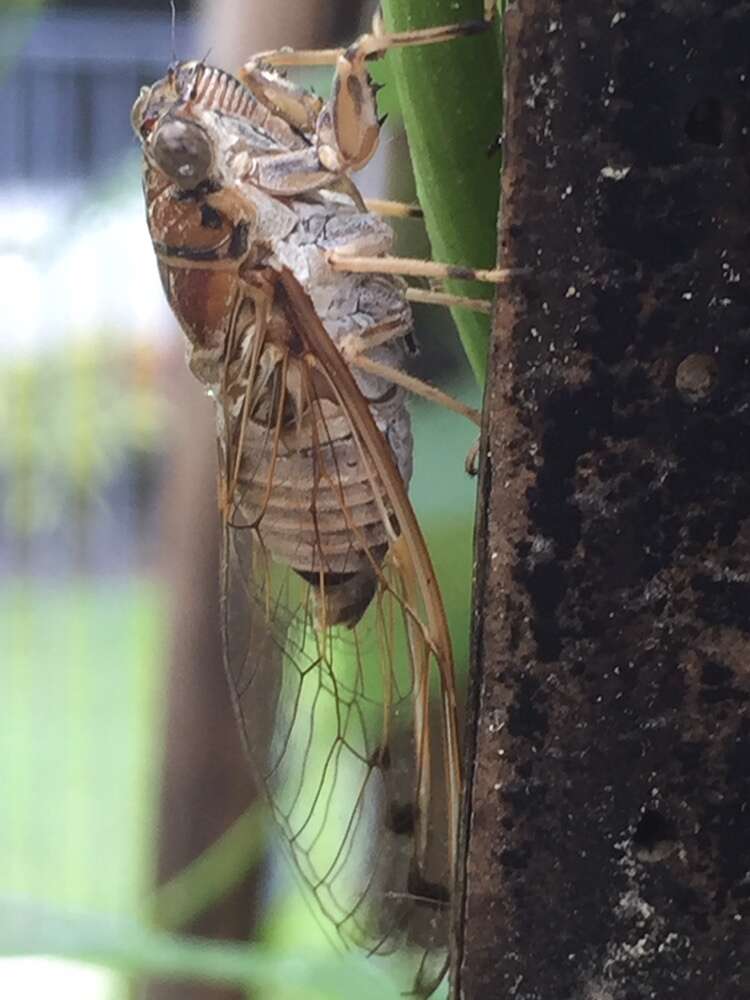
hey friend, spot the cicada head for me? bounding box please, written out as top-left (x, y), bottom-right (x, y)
top-left (131, 62), bottom-right (214, 190)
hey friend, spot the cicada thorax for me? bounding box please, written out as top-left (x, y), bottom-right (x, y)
top-left (184, 61), bottom-right (316, 151)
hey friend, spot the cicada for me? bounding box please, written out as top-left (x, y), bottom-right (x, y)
top-left (132, 7), bottom-right (509, 993)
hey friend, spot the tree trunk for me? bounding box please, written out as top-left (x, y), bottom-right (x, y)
top-left (457, 2), bottom-right (750, 997)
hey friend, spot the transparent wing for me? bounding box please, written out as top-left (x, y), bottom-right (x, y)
top-left (218, 269), bottom-right (461, 993)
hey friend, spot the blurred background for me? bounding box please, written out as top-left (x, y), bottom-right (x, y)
top-left (0, 1), bottom-right (479, 997)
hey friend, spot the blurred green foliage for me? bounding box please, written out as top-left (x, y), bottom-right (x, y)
top-left (0, 580), bottom-right (163, 917)
top-left (0, 343), bottom-right (164, 539)
top-left (1, 901), bottom-right (402, 1000)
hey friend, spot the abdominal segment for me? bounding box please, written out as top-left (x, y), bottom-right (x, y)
top-left (222, 361), bottom-right (407, 627)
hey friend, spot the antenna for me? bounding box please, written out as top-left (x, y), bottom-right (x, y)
top-left (169, 0), bottom-right (177, 65)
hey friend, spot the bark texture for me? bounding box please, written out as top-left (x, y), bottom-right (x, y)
top-left (458, 2), bottom-right (750, 998)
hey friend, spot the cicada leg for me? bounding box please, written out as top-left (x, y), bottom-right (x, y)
top-left (362, 198), bottom-right (423, 220)
top-left (338, 335), bottom-right (482, 428)
top-left (405, 287), bottom-right (493, 314)
top-left (331, 305), bottom-right (484, 469)
top-left (238, 8), bottom-right (496, 195)
top-left (354, 358), bottom-right (484, 479)
top-left (465, 438), bottom-right (483, 477)
top-left (327, 252), bottom-right (526, 286)
top-left (249, 3), bottom-right (496, 72)
top-left (353, 343), bottom-right (486, 476)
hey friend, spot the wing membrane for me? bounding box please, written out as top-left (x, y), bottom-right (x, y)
top-left (218, 269), bottom-right (461, 990)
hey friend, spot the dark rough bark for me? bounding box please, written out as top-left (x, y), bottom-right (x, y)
top-left (457, 2), bottom-right (750, 998)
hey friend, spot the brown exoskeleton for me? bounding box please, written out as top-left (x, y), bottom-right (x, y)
top-left (132, 3), bottom-right (514, 993)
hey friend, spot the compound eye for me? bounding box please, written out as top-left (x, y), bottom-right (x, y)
top-left (150, 116), bottom-right (213, 189)
top-left (130, 86), bottom-right (154, 137)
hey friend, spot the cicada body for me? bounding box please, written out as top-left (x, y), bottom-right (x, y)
top-left (133, 56), bottom-right (461, 993)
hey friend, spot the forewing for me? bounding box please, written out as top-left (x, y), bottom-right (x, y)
top-left (219, 270), bottom-right (461, 991)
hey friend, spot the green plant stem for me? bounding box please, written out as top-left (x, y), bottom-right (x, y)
top-left (379, 0), bottom-right (503, 385)
top-left (149, 804), bottom-right (266, 931)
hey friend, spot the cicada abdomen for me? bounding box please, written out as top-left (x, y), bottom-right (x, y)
top-left (133, 55), bottom-right (462, 995)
